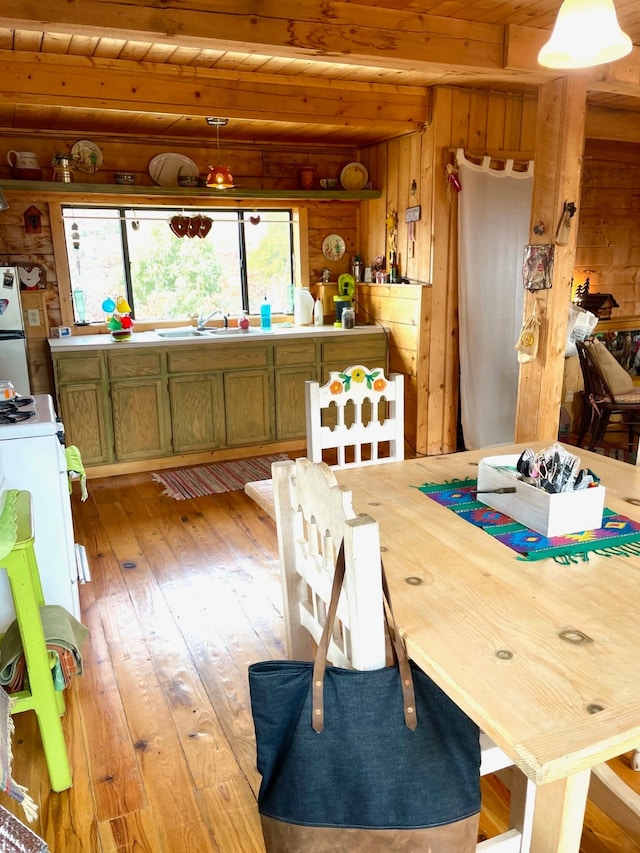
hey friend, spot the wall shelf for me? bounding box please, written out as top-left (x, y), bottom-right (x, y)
top-left (0, 179), bottom-right (381, 202)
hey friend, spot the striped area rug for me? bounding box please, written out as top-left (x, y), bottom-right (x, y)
top-left (151, 454), bottom-right (290, 500)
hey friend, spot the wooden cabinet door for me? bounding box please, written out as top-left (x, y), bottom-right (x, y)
top-left (170, 374), bottom-right (225, 452)
top-left (58, 382), bottom-right (112, 465)
top-left (223, 370), bottom-right (272, 445)
top-left (111, 378), bottom-right (171, 461)
top-left (320, 334), bottom-right (387, 381)
top-left (274, 365), bottom-right (316, 439)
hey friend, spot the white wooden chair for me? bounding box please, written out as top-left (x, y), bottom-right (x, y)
top-left (305, 364), bottom-right (404, 468)
top-left (272, 457), bottom-right (535, 852)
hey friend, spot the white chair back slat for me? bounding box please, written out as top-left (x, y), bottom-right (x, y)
top-left (305, 364), bottom-right (405, 469)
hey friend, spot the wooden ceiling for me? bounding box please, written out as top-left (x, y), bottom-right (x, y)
top-left (1, 1), bottom-right (640, 148)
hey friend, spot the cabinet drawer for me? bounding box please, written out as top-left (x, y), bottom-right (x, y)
top-left (108, 350), bottom-right (164, 378)
top-left (274, 342), bottom-right (316, 366)
top-left (55, 354), bottom-right (104, 383)
top-left (168, 344), bottom-right (269, 373)
top-left (321, 335), bottom-right (386, 365)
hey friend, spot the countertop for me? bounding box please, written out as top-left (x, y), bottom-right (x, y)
top-left (48, 323), bottom-right (386, 352)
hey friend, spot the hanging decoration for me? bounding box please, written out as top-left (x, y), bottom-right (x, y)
top-left (168, 214), bottom-right (212, 239)
top-left (522, 245), bottom-right (554, 291)
top-left (446, 163), bottom-right (461, 193)
top-left (515, 301), bottom-right (541, 364)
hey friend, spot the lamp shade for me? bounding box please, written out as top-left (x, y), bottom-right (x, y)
top-left (0, 190), bottom-right (8, 212)
top-left (206, 165), bottom-right (234, 189)
top-left (538, 0), bottom-right (632, 69)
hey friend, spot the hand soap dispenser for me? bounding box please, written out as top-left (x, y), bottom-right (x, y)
top-left (260, 294), bottom-right (271, 330)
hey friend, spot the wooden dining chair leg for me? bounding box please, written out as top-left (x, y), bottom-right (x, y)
top-left (575, 398), bottom-right (592, 449)
top-left (590, 411), bottom-right (611, 450)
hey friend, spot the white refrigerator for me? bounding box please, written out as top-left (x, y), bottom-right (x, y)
top-left (0, 266), bottom-right (30, 396)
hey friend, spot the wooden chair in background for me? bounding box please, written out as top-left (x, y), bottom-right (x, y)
top-left (271, 457), bottom-right (535, 852)
top-left (575, 339), bottom-right (640, 458)
top-left (305, 364), bottom-right (404, 468)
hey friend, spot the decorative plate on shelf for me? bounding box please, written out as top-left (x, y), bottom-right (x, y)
top-left (149, 153), bottom-right (199, 187)
top-left (322, 234), bottom-right (346, 261)
top-left (71, 140), bottom-right (103, 173)
top-left (340, 162), bottom-right (368, 191)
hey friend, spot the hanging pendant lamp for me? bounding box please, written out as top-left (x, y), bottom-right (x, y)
top-left (538, 0), bottom-right (632, 69)
top-left (206, 118), bottom-right (234, 189)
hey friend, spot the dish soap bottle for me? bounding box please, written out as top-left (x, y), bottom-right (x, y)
top-left (314, 298), bottom-right (324, 326)
top-left (260, 294), bottom-right (271, 330)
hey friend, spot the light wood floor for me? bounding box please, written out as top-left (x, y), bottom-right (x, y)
top-left (4, 469), bottom-right (640, 851)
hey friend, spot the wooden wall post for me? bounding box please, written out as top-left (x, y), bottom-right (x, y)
top-left (515, 77), bottom-right (587, 443)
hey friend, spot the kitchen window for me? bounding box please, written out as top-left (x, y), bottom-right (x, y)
top-left (61, 206), bottom-right (295, 325)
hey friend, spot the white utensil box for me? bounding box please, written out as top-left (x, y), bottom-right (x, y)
top-left (476, 454), bottom-right (605, 538)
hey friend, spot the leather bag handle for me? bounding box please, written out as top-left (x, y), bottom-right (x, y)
top-left (312, 542), bottom-right (417, 733)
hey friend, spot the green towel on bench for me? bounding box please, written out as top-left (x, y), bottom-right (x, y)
top-left (0, 605), bottom-right (89, 688)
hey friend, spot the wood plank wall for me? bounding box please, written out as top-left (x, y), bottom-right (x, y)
top-left (360, 87), bottom-right (538, 454)
top-left (575, 139), bottom-right (640, 318)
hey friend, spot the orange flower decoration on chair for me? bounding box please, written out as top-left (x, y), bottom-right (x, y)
top-left (329, 381), bottom-right (344, 395)
top-left (373, 377), bottom-right (387, 392)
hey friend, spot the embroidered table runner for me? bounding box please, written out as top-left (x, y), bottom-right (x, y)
top-left (418, 479), bottom-right (640, 562)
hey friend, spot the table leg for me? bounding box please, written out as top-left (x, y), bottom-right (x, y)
top-left (530, 769), bottom-right (590, 853)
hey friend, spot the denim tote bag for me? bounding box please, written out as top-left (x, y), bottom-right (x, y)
top-left (248, 546), bottom-right (481, 852)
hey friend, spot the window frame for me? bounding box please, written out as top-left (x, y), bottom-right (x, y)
top-left (51, 200), bottom-right (306, 331)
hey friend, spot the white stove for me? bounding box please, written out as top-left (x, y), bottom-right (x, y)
top-left (0, 393), bottom-right (61, 438)
top-left (0, 393), bottom-right (81, 631)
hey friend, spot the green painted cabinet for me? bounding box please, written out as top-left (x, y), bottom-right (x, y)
top-left (273, 341), bottom-right (318, 440)
top-left (52, 330), bottom-right (387, 469)
top-left (224, 369), bottom-right (272, 445)
top-left (169, 374), bottom-right (225, 453)
top-left (108, 350), bottom-right (171, 461)
top-left (53, 352), bottom-right (112, 465)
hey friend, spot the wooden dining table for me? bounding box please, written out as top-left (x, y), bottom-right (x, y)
top-left (324, 443), bottom-right (640, 852)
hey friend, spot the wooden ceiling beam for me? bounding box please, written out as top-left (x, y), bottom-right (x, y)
top-left (586, 107), bottom-right (640, 143)
top-left (5, 2), bottom-right (640, 98)
top-left (0, 51), bottom-right (428, 132)
top-left (0, 1), bottom-right (506, 73)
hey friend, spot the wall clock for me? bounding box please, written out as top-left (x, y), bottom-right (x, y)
top-left (17, 263), bottom-right (46, 290)
top-left (322, 234), bottom-right (346, 261)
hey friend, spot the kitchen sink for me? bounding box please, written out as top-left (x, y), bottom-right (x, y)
top-left (154, 327), bottom-right (201, 338)
top-left (154, 326), bottom-right (267, 339)
top-left (202, 327), bottom-right (266, 335)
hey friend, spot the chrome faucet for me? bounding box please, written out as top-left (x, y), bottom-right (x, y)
top-left (197, 308), bottom-right (223, 331)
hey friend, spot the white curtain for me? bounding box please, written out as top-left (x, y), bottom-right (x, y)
top-left (456, 149), bottom-right (534, 450)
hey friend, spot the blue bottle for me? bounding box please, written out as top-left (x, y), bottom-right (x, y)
top-left (260, 293), bottom-right (271, 330)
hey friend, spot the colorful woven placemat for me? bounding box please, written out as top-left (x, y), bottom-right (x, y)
top-left (418, 479), bottom-right (640, 563)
